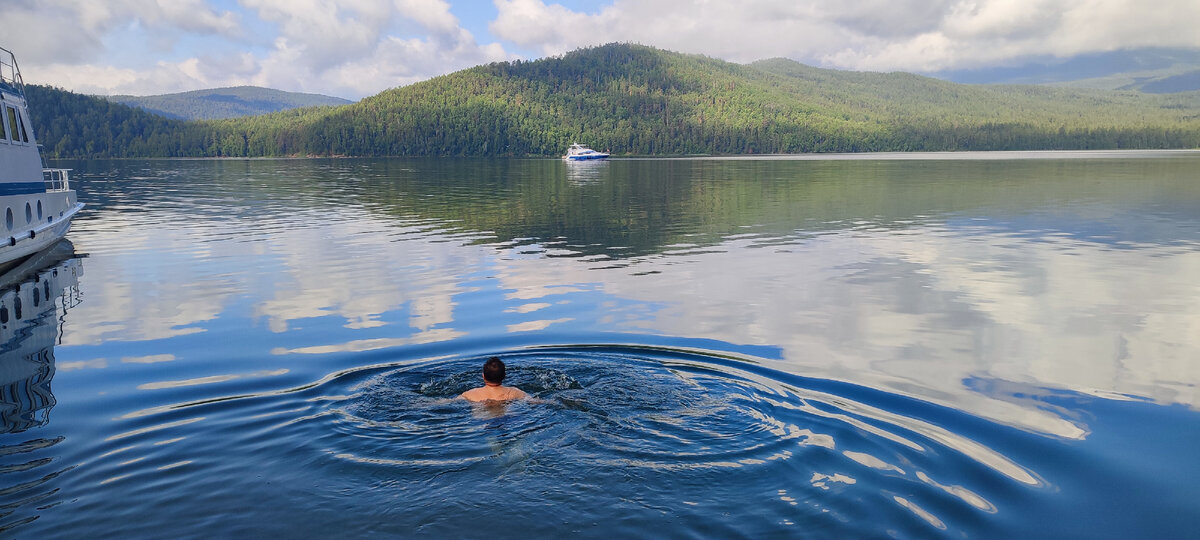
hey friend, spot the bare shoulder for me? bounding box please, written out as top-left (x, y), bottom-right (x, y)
top-left (460, 386), bottom-right (527, 402)
top-left (460, 388), bottom-right (487, 402)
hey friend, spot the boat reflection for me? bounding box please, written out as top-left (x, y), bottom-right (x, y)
top-left (0, 240), bottom-right (82, 433)
top-left (563, 158), bottom-right (610, 185)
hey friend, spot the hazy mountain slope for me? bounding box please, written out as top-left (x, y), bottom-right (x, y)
top-left (929, 48), bottom-right (1200, 93)
top-left (107, 86), bottom-right (352, 120)
top-left (1137, 70), bottom-right (1200, 94)
top-left (753, 57), bottom-right (1200, 124)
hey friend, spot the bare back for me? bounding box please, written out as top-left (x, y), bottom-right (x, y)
top-left (460, 385), bottom-right (528, 402)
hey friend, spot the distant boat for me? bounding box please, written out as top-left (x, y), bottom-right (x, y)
top-left (0, 46), bottom-right (83, 270)
top-left (563, 143), bottom-right (610, 161)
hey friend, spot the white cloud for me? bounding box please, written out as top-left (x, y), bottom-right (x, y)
top-left (394, 0), bottom-right (462, 34)
top-left (9, 0), bottom-right (513, 98)
top-left (835, 0), bottom-right (1200, 71)
top-left (31, 60), bottom-right (210, 96)
top-left (241, 0), bottom-right (396, 72)
top-left (8, 0), bottom-right (1200, 98)
top-left (490, 0), bottom-right (1200, 72)
top-left (3, 0), bottom-right (239, 65)
top-left (213, 0), bottom-right (515, 97)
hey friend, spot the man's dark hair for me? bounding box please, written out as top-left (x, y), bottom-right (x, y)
top-left (483, 357), bottom-right (506, 384)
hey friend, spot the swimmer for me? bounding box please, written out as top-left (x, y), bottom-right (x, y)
top-left (460, 357), bottom-right (528, 402)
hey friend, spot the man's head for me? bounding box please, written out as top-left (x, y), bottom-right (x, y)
top-left (483, 357), bottom-right (506, 384)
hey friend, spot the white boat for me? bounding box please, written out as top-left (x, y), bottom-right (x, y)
top-left (563, 143), bottom-right (610, 161)
top-left (0, 46), bottom-right (82, 270)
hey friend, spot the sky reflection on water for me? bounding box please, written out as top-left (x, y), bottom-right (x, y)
top-left (60, 156), bottom-right (1200, 428)
top-left (7, 153), bottom-right (1198, 537)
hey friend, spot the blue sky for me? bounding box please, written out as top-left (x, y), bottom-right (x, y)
top-left (5, 0), bottom-right (1198, 100)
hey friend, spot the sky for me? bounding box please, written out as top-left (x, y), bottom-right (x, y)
top-left (4, 0), bottom-right (1199, 100)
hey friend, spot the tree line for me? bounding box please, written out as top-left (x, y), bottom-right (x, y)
top-left (26, 43), bottom-right (1200, 159)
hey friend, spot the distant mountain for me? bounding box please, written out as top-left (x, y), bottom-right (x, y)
top-left (25, 84), bottom-right (207, 158)
top-left (929, 48), bottom-right (1200, 93)
top-left (27, 44), bottom-right (1200, 158)
top-left (212, 44), bottom-right (1196, 157)
top-left (106, 86), bottom-right (353, 120)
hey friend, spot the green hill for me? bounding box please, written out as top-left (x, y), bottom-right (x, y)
top-left (107, 86), bottom-right (352, 120)
top-left (25, 84), bottom-right (212, 158)
top-left (28, 44), bottom-right (1200, 158)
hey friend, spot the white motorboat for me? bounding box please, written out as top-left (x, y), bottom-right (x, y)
top-left (0, 46), bottom-right (83, 270)
top-left (563, 143), bottom-right (610, 161)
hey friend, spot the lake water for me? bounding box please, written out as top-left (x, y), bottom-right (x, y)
top-left (3, 152), bottom-right (1199, 537)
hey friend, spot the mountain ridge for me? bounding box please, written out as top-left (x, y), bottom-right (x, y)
top-left (928, 48), bottom-right (1200, 93)
top-left (106, 86), bottom-right (352, 120)
top-left (27, 43), bottom-right (1200, 158)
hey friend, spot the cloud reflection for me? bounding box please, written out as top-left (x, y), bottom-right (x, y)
top-left (137, 369), bottom-right (289, 390)
top-left (271, 328), bottom-right (467, 355)
top-left (121, 354), bottom-right (177, 364)
top-left (493, 226), bottom-right (1199, 437)
top-left (60, 157), bottom-right (1200, 446)
top-left (893, 495), bottom-right (947, 530)
top-left (75, 202), bottom-right (1200, 439)
top-left (507, 318), bottom-right (573, 333)
top-left (58, 358), bottom-right (109, 371)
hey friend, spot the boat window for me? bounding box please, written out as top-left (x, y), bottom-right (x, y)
top-left (0, 107), bottom-right (7, 141)
top-left (4, 208), bottom-right (11, 230)
top-left (24, 203), bottom-right (31, 224)
top-left (6, 106), bottom-right (18, 143)
top-left (17, 110), bottom-right (28, 142)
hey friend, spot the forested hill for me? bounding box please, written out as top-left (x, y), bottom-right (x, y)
top-left (28, 44), bottom-right (1200, 158)
top-left (25, 84), bottom-right (210, 157)
top-left (107, 86), bottom-right (353, 120)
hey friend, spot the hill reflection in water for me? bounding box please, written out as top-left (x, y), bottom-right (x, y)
top-left (13, 153), bottom-right (1200, 537)
top-left (66, 155), bottom-right (1200, 416)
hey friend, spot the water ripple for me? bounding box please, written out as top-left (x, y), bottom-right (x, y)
top-left (28, 345), bottom-right (1092, 537)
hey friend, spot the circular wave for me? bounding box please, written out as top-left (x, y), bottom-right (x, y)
top-left (302, 346), bottom-right (1041, 537)
top-left (40, 345), bottom-right (1056, 538)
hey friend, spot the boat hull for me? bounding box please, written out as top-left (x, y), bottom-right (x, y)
top-left (565, 154), bottom-right (610, 161)
top-left (0, 46), bottom-right (83, 272)
top-left (0, 191), bottom-right (83, 272)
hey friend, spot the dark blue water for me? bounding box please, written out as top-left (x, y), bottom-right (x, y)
top-left (3, 152), bottom-right (1199, 537)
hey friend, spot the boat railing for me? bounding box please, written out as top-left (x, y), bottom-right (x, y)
top-left (43, 169), bottom-right (71, 192)
top-left (0, 46), bottom-right (23, 96)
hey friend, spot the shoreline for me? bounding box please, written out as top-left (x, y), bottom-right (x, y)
top-left (45, 148), bottom-right (1200, 162)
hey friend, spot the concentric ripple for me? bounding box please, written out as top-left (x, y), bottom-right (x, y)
top-left (28, 345), bottom-right (1093, 537)
top-left (312, 347), bottom-right (1054, 538)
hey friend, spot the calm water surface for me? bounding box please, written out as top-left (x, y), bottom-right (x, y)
top-left (3, 152), bottom-right (1199, 537)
